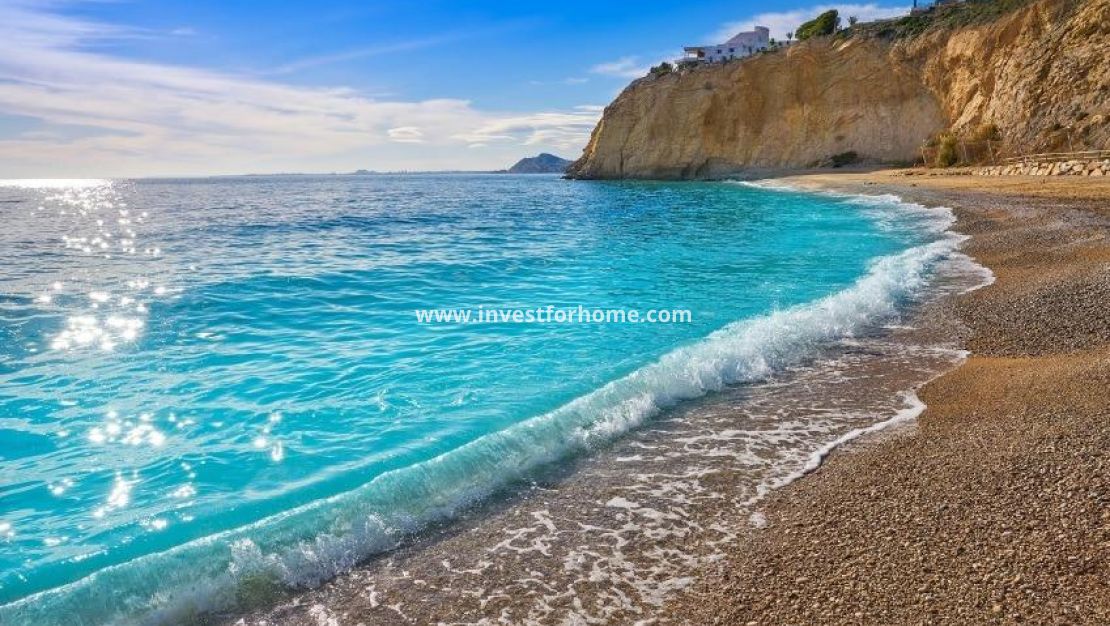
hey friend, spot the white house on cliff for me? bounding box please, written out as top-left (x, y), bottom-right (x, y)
top-left (682, 26), bottom-right (770, 63)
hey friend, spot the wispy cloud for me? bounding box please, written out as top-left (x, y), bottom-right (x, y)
top-left (528, 76), bottom-right (590, 87)
top-left (270, 34), bottom-right (463, 75)
top-left (270, 20), bottom-right (537, 75)
top-left (1, 0), bottom-right (147, 47)
top-left (387, 126), bottom-right (425, 143)
top-left (710, 3), bottom-right (908, 42)
top-left (454, 106), bottom-right (604, 149)
top-left (0, 3), bottom-right (600, 176)
top-left (590, 57), bottom-right (652, 79)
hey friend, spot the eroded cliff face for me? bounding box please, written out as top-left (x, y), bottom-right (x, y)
top-left (567, 0), bottom-right (1110, 179)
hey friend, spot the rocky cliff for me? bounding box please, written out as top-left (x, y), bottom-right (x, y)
top-left (567, 0), bottom-right (1110, 179)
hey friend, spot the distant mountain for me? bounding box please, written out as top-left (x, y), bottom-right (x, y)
top-left (507, 153), bottom-right (573, 174)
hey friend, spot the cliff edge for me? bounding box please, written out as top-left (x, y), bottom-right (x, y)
top-left (567, 0), bottom-right (1110, 179)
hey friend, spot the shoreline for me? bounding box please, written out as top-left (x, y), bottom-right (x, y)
top-left (668, 171), bottom-right (1110, 624)
top-left (120, 171), bottom-right (1107, 626)
top-left (214, 177), bottom-right (991, 625)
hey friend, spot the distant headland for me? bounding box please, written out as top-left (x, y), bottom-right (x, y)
top-left (505, 153), bottom-right (573, 174)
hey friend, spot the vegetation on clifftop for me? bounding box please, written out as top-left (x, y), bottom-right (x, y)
top-left (846, 0), bottom-right (1043, 41)
top-left (796, 10), bottom-right (840, 41)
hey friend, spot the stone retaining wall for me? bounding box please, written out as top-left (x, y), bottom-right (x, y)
top-left (977, 158), bottom-right (1109, 176)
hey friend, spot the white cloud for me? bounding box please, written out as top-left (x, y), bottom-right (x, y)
top-left (710, 3), bottom-right (908, 42)
top-left (387, 126), bottom-right (425, 143)
top-left (0, 2), bottom-right (599, 176)
top-left (590, 57), bottom-right (652, 79)
top-left (453, 107), bottom-right (603, 149)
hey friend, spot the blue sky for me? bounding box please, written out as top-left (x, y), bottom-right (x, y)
top-left (0, 0), bottom-right (907, 177)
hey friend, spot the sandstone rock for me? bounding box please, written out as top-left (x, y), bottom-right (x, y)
top-left (568, 0), bottom-right (1110, 179)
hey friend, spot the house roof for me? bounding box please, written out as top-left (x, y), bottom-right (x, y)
top-left (724, 28), bottom-right (768, 45)
top-left (684, 26), bottom-right (769, 51)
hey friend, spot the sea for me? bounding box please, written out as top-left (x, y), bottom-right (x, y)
top-left (0, 174), bottom-right (989, 624)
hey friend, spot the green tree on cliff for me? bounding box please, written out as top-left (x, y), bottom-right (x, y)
top-left (796, 10), bottom-right (840, 40)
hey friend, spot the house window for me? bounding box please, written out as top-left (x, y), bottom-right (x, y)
top-left (716, 50), bottom-right (722, 54)
top-left (729, 48), bottom-right (735, 53)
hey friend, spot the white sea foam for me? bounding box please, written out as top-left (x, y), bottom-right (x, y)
top-left (770, 389), bottom-right (927, 492)
top-left (737, 179), bottom-right (996, 294)
top-left (0, 188), bottom-right (983, 626)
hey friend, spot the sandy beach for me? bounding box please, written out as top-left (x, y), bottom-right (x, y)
top-left (670, 171), bottom-right (1110, 624)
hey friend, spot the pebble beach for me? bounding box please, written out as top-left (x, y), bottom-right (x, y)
top-left (671, 171), bottom-right (1110, 625)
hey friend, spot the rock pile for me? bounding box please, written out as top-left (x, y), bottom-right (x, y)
top-left (978, 158), bottom-right (1110, 176)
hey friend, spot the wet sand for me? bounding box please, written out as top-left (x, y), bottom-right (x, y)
top-left (669, 172), bottom-right (1110, 624)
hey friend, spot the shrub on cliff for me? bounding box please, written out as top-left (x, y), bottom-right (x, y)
top-left (796, 10), bottom-right (840, 41)
top-left (971, 123), bottom-right (1002, 142)
top-left (935, 134), bottom-right (959, 167)
top-left (649, 62), bottom-right (673, 76)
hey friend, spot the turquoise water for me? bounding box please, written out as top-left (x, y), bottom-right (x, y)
top-left (0, 175), bottom-right (957, 624)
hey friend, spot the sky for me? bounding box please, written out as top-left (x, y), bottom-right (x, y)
top-left (0, 0), bottom-right (908, 178)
